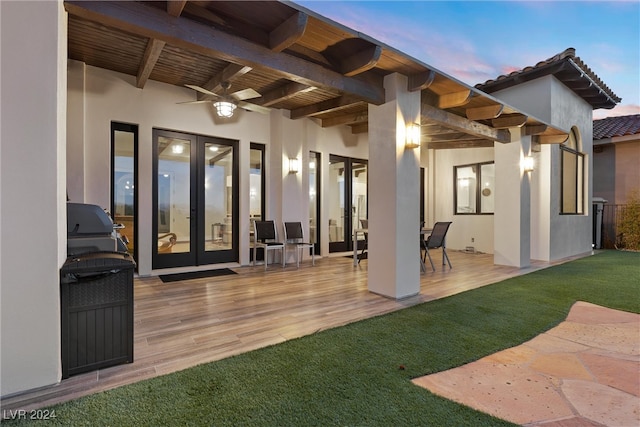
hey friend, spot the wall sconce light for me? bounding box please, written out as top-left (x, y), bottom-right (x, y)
top-left (523, 156), bottom-right (535, 172)
top-left (405, 123), bottom-right (421, 149)
top-left (213, 100), bottom-right (237, 118)
top-left (288, 157), bottom-right (300, 174)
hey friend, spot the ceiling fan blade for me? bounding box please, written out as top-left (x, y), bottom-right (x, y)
top-left (237, 101), bottom-right (270, 114)
top-left (185, 84), bottom-right (218, 97)
top-left (231, 88), bottom-right (261, 101)
top-left (176, 100), bottom-right (211, 105)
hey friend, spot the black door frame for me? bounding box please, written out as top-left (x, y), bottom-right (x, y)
top-left (329, 154), bottom-right (367, 253)
top-left (152, 128), bottom-right (239, 269)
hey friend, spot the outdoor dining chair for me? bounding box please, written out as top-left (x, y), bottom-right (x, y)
top-left (283, 221), bottom-right (315, 267)
top-left (253, 220), bottom-right (285, 270)
top-left (358, 219), bottom-right (368, 264)
top-left (422, 221), bottom-right (453, 271)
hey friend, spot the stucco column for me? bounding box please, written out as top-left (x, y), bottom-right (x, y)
top-left (494, 128), bottom-right (532, 267)
top-left (367, 74), bottom-right (421, 299)
top-left (1, 0), bottom-right (67, 395)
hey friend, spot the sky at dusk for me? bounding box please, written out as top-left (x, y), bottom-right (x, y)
top-left (294, 1), bottom-right (640, 119)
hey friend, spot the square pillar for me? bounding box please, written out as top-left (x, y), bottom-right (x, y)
top-left (367, 74), bottom-right (421, 299)
top-left (494, 128), bottom-right (532, 267)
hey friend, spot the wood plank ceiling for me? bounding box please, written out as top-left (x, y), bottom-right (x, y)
top-left (64, 0), bottom-right (568, 148)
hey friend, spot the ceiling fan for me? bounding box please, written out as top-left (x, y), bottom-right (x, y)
top-left (180, 81), bottom-right (270, 117)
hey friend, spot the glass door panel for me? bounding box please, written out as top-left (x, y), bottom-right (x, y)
top-left (155, 133), bottom-right (194, 267)
top-left (203, 142), bottom-right (233, 252)
top-left (328, 156), bottom-right (346, 251)
top-left (329, 155), bottom-right (367, 253)
top-left (153, 129), bottom-right (238, 269)
top-left (309, 152), bottom-right (320, 253)
top-left (249, 144), bottom-right (265, 261)
top-left (352, 160), bottom-right (367, 236)
top-left (111, 122), bottom-right (138, 266)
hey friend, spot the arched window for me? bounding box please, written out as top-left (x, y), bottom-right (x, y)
top-left (560, 127), bottom-right (584, 214)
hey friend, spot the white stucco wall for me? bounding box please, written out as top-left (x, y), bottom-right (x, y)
top-left (431, 147), bottom-right (495, 254)
top-left (488, 75), bottom-right (594, 260)
top-left (67, 64), bottom-right (370, 274)
top-left (1, 1), bottom-right (66, 396)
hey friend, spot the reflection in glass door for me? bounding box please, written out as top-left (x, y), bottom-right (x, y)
top-left (328, 155), bottom-right (367, 253)
top-left (153, 129), bottom-right (238, 269)
top-left (309, 152), bottom-right (320, 254)
top-left (111, 122), bottom-right (138, 267)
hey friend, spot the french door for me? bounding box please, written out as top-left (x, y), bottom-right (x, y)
top-left (152, 129), bottom-right (238, 269)
top-left (328, 155), bottom-right (368, 253)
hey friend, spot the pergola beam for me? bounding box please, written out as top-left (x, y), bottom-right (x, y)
top-left (65, 1), bottom-right (385, 105)
top-left (408, 70), bottom-right (435, 92)
top-left (269, 11), bottom-right (308, 52)
top-left (421, 103), bottom-right (511, 144)
top-left (466, 104), bottom-right (504, 120)
top-left (290, 95), bottom-right (363, 119)
top-left (322, 111), bottom-right (368, 127)
top-left (259, 82), bottom-right (316, 107)
top-left (437, 90), bottom-right (472, 109)
top-left (341, 45), bottom-right (382, 77)
top-left (491, 114), bottom-right (528, 129)
top-left (136, 38), bottom-right (165, 88)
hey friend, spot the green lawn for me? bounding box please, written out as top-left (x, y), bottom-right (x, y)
top-left (7, 250), bottom-right (640, 426)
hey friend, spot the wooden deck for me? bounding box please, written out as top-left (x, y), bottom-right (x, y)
top-left (1, 249), bottom-right (590, 412)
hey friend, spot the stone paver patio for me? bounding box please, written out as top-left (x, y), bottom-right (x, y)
top-left (412, 301), bottom-right (640, 426)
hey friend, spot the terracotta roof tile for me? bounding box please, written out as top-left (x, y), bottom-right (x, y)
top-left (476, 48), bottom-right (620, 110)
top-left (593, 114), bottom-right (640, 140)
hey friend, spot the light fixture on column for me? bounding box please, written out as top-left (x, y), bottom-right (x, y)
top-left (288, 157), bottom-right (300, 174)
top-left (405, 123), bottom-right (421, 149)
top-left (523, 156), bottom-right (535, 172)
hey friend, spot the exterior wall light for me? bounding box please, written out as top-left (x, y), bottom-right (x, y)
top-left (523, 156), bottom-right (535, 172)
top-left (288, 157), bottom-right (300, 174)
top-left (213, 100), bottom-right (237, 118)
top-left (405, 123), bottom-right (421, 149)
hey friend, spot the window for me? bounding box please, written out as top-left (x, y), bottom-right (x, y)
top-left (249, 143), bottom-right (265, 262)
top-left (454, 162), bottom-right (494, 214)
top-left (111, 122), bottom-right (138, 266)
top-left (560, 128), bottom-right (584, 214)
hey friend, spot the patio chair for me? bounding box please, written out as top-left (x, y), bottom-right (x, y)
top-left (422, 221), bottom-right (452, 272)
top-left (358, 219), bottom-right (368, 264)
top-left (253, 220), bottom-right (285, 270)
top-left (283, 221), bottom-right (315, 267)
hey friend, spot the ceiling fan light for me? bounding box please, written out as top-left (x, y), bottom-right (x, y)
top-left (213, 100), bottom-right (237, 118)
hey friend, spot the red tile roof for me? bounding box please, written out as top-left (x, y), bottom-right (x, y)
top-left (476, 48), bottom-right (620, 110)
top-left (593, 114), bottom-right (640, 140)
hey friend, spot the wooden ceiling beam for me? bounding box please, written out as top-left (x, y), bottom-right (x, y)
top-left (290, 95), bottom-right (362, 119)
top-left (491, 114), bottom-right (528, 129)
top-left (533, 134), bottom-right (569, 144)
top-left (259, 82), bottom-right (316, 107)
top-left (136, 38), bottom-right (165, 88)
top-left (201, 63), bottom-right (253, 94)
top-left (167, 1), bottom-right (186, 17)
top-left (350, 123), bottom-right (369, 134)
top-left (437, 90), bottom-right (472, 109)
top-left (269, 11), bottom-right (308, 52)
top-left (341, 45), bottom-right (382, 77)
top-left (423, 132), bottom-right (483, 143)
top-left (421, 103), bottom-right (511, 144)
top-left (408, 70), bottom-right (435, 92)
top-left (524, 124), bottom-right (548, 135)
top-left (428, 139), bottom-right (494, 149)
top-left (321, 111), bottom-right (368, 127)
top-left (65, 1), bottom-right (385, 105)
top-left (465, 104), bottom-right (503, 121)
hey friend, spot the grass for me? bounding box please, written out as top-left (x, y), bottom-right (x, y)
top-left (7, 250), bottom-right (640, 426)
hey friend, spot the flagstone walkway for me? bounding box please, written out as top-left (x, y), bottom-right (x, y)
top-left (412, 301), bottom-right (640, 426)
